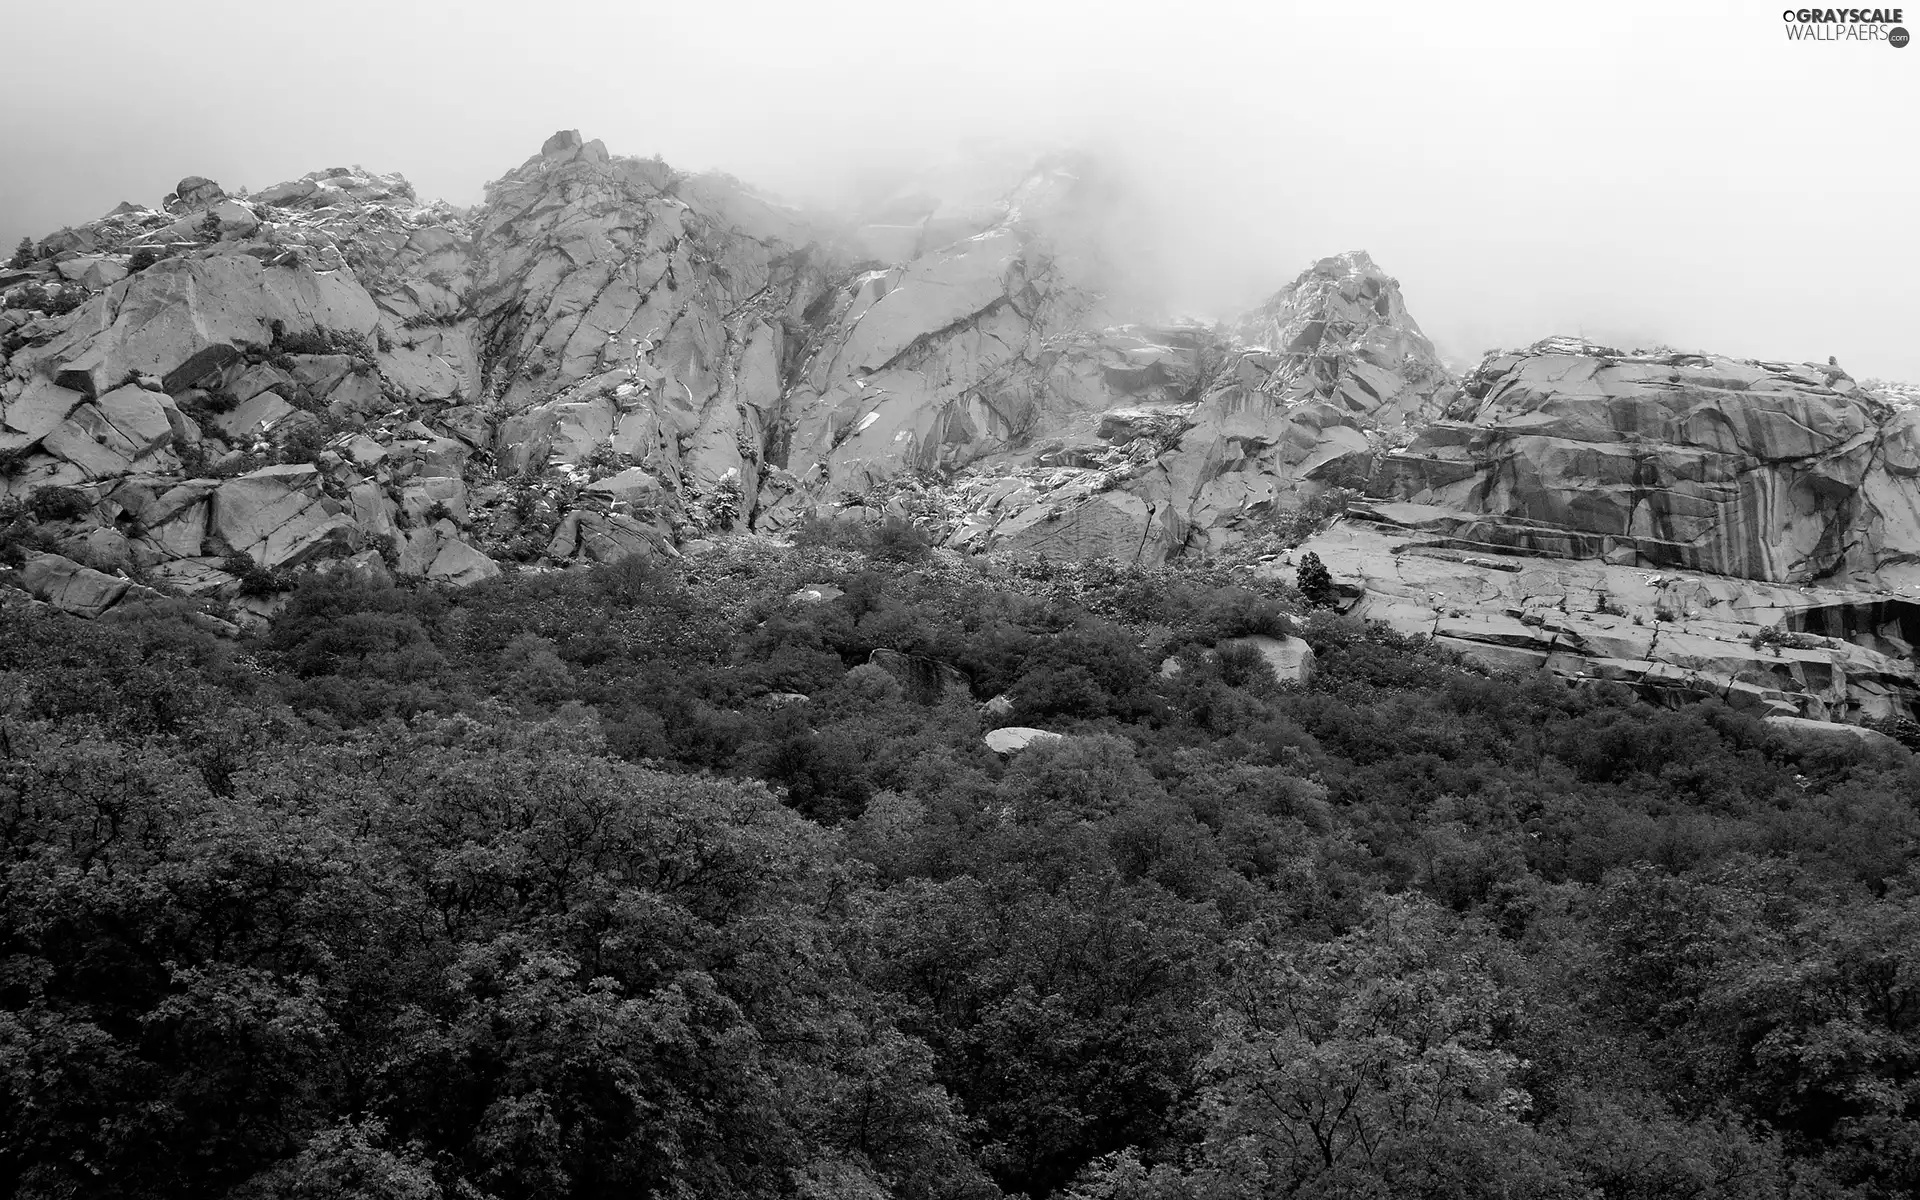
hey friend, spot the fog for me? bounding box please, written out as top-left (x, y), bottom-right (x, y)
top-left (5, 0), bottom-right (1916, 378)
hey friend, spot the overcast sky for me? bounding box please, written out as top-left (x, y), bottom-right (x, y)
top-left (5, 0), bottom-right (1916, 378)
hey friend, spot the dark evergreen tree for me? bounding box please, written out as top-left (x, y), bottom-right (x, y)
top-left (1297, 550), bottom-right (1335, 607)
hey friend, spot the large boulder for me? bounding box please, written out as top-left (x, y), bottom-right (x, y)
top-left (2, 379), bottom-right (88, 439)
top-left (426, 538), bottom-right (500, 585)
top-left (215, 391), bottom-right (297, 441)
top-left (41, 393), bottom-right (181, 478)
top-left (170, 176), bottom-right (226, 210)
top-left (210, 464), bottom-right (355, 568)
top-left (543, 509), bottom-right (670, 565)
top-left (94, 384), bottom-right (180, 455)
top-left (115, 476), bottom-right (219, 559)
top-left (1764, 715), bottom-right (1906, 755)
top-left (984, 727), bottom-right (1066, 755)
top-left (13, 553), bottom-right (134, 617)
top-left (55, 257), bottom-right (129, 290)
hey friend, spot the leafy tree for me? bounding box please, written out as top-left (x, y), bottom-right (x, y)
top-left (1191, 898), bottom-right (1565, 1199)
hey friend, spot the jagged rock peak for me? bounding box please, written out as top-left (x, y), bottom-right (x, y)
top-left (1234, 250), bottom-right (1432, 357)
top-left (1220, 249), bottom-right (1454, 429)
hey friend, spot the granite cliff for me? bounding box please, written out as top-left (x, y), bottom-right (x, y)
top-left (3, 130), bottom-right (1917, 728)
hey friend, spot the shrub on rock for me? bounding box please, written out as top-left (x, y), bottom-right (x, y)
top-left (27, 485), bottom-right (91, 522)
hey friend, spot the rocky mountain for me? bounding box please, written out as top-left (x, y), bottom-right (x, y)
top-left (3, 130), bottom-right (1917, 730)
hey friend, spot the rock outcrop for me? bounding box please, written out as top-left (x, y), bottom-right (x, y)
top-left (1371, 339), bottom-right (1920, 589)
top-left (2, 131), bottom-right (1916, 731)
top-left (1285, 502), bottom-right (1920, 723)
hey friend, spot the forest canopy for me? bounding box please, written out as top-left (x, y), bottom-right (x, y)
top-left (3, 539), bottom-right (1918, 1200)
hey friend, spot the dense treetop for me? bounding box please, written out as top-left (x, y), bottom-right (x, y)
top-left (3, 538), bottom-right (1918, 1199)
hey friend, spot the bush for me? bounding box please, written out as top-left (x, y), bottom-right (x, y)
top-left (8, 236), bottom-right (33, 268)
top-left (792, 511), bottom-right (873, 552)
top-left (1249, 487), bottom-right (1358, 549)
top-left (1863, 713), bottom-right (1920, 752)
top-left (128, 246), bottom-right (160, 273)
top-left (0, 510), bottom-right (59, 565)
top-left (223, 549), bottom-right (292, 597)
top-left (277, 423), bottom-right (327, 466)
top-left (785, 510), bottom-right (928, 562)
top-left (1194, 587), bottom-right (1293, 642)
top-left (27, 485), bottom-right (91, 522)
top-left (869, 516), bottom-right (931, 563)
top-left (10, 281), bottom-right (87, 316)
top-left (270, 323), bottom-right (378, 364)
top-left (1215, 640), bottom-right (1277, 688)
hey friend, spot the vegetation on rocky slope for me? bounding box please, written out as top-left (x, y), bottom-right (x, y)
top-left (3, 541), bottom-right (1918, 1200)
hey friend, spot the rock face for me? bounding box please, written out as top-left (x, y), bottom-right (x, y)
top-left (3, 130), bottom-right (1917, 731)
top-left (1234, 335), bottom-right (1920, 724)
top-left (1373, 339), bottom-right (1920, 588)
top-left (929, 252), bottom-right (1456, 563)
top-left (1287, 503), bottom-right (1920, 723)
top-left (34, 254), bottom-right (378, 399)
top-left (465, 130), bottom-right (832, 514)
